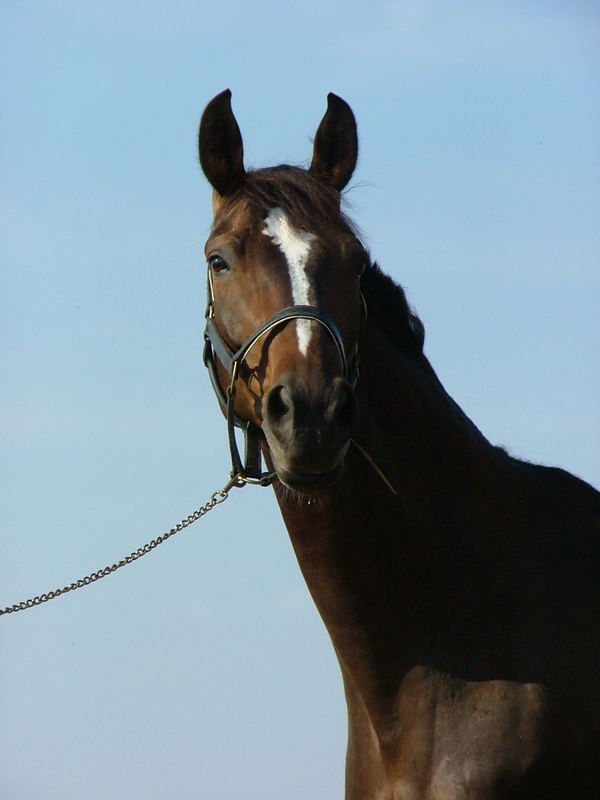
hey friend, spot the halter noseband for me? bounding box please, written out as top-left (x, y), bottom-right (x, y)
top-left (203, 269), bottom-right (364, 486)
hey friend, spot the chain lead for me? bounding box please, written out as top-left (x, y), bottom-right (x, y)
top-left (0, 474), bottom-right (245, 617)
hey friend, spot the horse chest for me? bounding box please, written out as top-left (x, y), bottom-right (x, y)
top-left (348, 668), bottom-right (547, 800)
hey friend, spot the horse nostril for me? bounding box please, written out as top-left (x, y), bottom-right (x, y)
top-left (266, 384), bottom-right (292, 426)
top-left (326, 379), bottom-right (358, 431)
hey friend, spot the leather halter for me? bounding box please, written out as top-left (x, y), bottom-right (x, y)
top-left (203, 268), bottom-right (364, 485)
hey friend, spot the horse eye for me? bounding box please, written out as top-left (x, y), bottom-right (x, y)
top-left (208, 254), bottom-right (229, 274)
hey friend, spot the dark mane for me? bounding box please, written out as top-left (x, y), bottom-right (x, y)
top-left (361, 261), bottom-right (426, 361)
top-left (220, 165), bottom-right (426, 361)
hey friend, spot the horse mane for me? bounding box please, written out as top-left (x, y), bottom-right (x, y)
top-left (361, 261), bottom-right (426, 361)
top-left (224, 165), bottom-right (427, 361)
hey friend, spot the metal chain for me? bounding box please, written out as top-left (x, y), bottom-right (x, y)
top-left (0, 473), bottom-right (246, 618)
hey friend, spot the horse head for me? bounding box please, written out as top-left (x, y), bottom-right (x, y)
top-left (199, 89), bottom-right (365, 491)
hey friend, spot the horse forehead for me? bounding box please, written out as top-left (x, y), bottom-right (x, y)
top-left (262, 207), bottom-right (318, 356)
top-left (262, 207), bottom-right (316, 262)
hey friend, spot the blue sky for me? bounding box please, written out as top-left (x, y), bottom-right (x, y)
top-left (1, 2), bottom-right (599, 798)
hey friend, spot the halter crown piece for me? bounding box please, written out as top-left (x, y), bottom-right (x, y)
top-left (202, 267), bottom-right (364, 486)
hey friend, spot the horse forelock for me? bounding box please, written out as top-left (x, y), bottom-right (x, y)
top-left (215, 165), bottom-right (356, 237)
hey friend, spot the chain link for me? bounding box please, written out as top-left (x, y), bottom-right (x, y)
top-left (0, 474), bottom-right (246, 617)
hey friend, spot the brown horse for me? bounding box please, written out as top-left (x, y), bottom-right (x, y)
top-left (198, 90), bottom-right (600, 799)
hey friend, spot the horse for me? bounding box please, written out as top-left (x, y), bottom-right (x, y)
top-left (198, 89), bottom-right (600, 799)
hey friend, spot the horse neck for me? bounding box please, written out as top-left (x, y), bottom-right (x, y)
top-left (273, 314), bottom-right (523, 714)
top-left (277, 313), bottom-right (517, 541)
top-left (353, 315), bottom-right (512, 518)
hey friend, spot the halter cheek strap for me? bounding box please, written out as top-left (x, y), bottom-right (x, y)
top-left (203, 269), bottom-right (364, 485)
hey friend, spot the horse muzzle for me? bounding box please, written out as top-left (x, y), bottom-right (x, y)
top-left (262, 375), bottom-right (358, 489)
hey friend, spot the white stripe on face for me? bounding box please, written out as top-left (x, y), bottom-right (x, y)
top-left (263, 207), bottom-right (316, 356)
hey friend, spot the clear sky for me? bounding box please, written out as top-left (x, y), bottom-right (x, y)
top-left (1, 2), bottom-right (598, 798)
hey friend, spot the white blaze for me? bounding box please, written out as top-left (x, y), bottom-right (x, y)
top-left (263, 207), bottom-right (315, 355)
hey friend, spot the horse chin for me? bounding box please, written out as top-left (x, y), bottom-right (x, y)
top-left (275, 460), bottom-right (346, 493)
top-left (264, 431), bottom-right (352, 494)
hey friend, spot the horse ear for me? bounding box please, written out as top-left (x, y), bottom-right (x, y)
top-left (198, 89), bottom-right (245, 197)
top-left (310, 93), bottom-right (358, 191)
